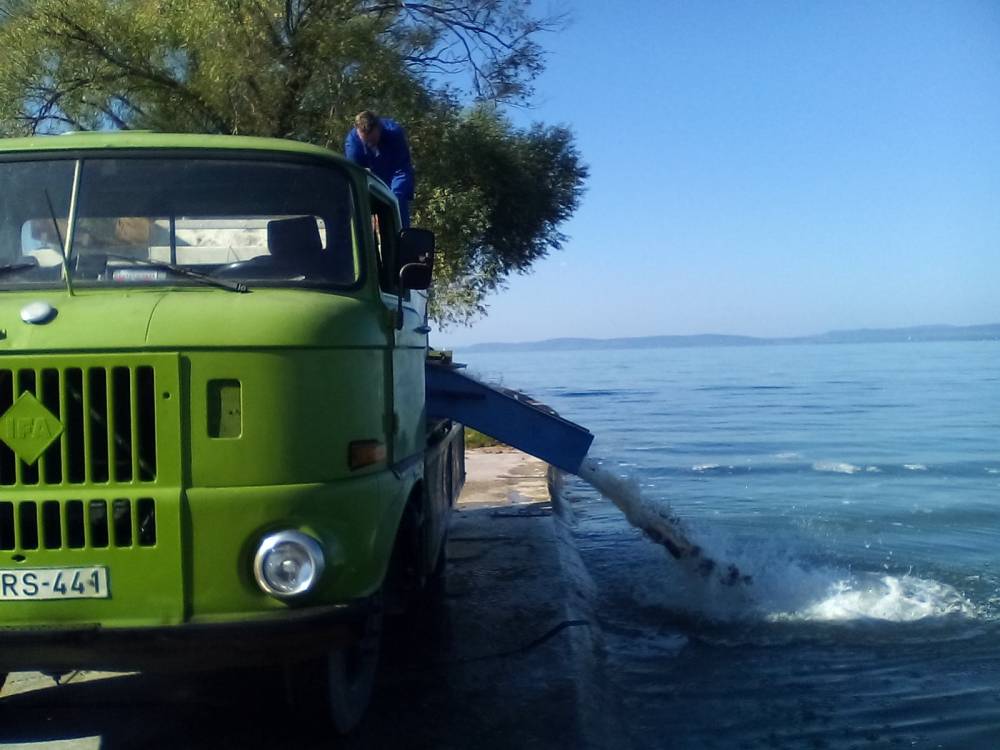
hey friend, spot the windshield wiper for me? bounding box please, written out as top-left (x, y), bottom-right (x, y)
top-left (103, 254), bottom-right (249, 293)
top-left (45, 183), bottom-right (75, 296)
top-left (0, 260), bottom-right (40, 277)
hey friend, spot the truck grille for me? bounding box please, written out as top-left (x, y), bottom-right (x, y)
top-left (0, 497), bottom-right (157, 550)
top-left (0, 366), bottom-right (158, 486)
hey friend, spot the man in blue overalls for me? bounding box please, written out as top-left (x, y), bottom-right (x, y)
top-left (344, 111), bottom-right (416, 227)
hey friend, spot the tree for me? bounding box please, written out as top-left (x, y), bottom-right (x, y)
top-left (0, 0), bottom-right (587, 324)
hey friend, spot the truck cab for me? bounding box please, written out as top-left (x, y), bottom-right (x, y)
top-left (0, 132), bottom-right (463, 731)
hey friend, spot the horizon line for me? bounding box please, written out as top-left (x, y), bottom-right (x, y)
top-left (448, 321), bottom-right (1000, 351)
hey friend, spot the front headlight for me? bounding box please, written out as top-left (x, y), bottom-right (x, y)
top-left (253, 530), bottom-right (326, 598)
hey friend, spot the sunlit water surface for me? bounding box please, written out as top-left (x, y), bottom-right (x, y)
top-left (455, 340), bottom-right (1000, 749)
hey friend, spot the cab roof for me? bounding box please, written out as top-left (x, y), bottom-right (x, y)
top-left (0, 131), bottom-right (358, 171)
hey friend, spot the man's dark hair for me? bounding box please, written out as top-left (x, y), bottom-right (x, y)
top-left (354, 110), bottom-right (380, 134)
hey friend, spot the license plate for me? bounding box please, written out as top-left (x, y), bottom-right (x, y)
top-left (0, 567), bottom-right (109, 600)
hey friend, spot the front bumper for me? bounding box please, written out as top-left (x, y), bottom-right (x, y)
top-left (0, 598), bottom-right (376, 673)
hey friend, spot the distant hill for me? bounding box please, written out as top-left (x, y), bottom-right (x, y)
top-left (458, 323), bottom-right (1000, 353)
top-left (804, 324), bottom-right (1000, 344)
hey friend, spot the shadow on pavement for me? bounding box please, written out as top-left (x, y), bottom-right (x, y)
top-left (0, 502), bottom-right (582, 750)
top-left (0, 668), bottom-right (337, 749)
top-left (0, 591), bottom-right (469, 748)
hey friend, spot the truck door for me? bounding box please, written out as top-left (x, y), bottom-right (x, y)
top-left (369, 187), bottom-right (428, 465)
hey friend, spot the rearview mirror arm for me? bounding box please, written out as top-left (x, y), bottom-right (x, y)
top-left (395, 262), bottom-right (431, 330)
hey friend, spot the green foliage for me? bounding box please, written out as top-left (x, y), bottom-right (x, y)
top-left (0, 0), bottom-right (587, 324)
top-left (464, 428), bottom-right (502, 449)
top-left (414, 106), bottom-right (585, 322)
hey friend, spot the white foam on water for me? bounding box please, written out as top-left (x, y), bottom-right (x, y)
top-left (769, 574), bottom-right (979, 623)
top-left (691, 463), bottom-right (720, 472)
top-left (812, 460), bottom-right (862, 474)
top-left (904, 463), bottom-right (928, 471)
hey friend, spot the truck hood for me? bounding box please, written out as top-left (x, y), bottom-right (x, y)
top-left (0, 288), bottom-right (388, 352)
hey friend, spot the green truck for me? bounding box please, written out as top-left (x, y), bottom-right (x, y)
top-left (0, 132), bottom-right (464, 731)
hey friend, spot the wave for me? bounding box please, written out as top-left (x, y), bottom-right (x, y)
top-left (623, 461), bottom-right (998, 480)
top-left (695, 384), bottom-right (794, 392)
top-left (558, 389), bottom-right (626, 398)
top-left (812, 460), bottom-right (862, 474)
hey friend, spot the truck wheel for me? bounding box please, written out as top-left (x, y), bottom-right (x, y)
top-left (424, 526), bottom-right (449, 595)
top-left (327, 608), bottom-right (381, 733)
top-left (286, 603), bottom-right (382, 734)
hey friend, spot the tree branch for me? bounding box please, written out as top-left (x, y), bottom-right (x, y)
top-left (44, 10), bottom-right (232, 132)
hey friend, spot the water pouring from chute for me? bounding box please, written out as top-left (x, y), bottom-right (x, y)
top-left (426, 356), bottom-right (752, 587)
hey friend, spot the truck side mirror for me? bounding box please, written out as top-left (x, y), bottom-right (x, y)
top-left (399, 262), bottom-right (432, 291)
top-left (395, 228), bottom-right (435, 329)
top-left (398, 228), bottom-right (435, 273)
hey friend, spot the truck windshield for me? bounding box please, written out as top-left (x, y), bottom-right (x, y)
top-left (0, 156), bottom-right (360, 290)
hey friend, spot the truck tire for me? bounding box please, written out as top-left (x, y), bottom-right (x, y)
top-left (424, 525), bottom-right (448, 595)
top-left (327, 607), bottom-right (381, 733)
top-left (285, 602), bottom-right (382, 734)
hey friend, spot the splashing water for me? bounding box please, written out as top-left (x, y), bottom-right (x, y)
top-left (577, 489), bottom-right (981, 623)
top-left (770, 574), bottom-right (980, 622)
top-left (576, 457), bottom-right (751, 587)
top-left (573, 458), bottom-right (980, 623)
top-left (667, 528), bottom-right (981, 623)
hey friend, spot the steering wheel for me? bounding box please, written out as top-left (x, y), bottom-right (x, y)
top-left (209, 255), bottom-right (290, 279)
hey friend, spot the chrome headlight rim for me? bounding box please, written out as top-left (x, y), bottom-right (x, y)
top-left (253, 529), bottom-right (326, 599)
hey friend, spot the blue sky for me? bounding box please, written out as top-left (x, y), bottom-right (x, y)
top-left (437, 0), bottom-right (1000, 348)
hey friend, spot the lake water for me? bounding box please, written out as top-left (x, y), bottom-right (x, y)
top-left (454, 340), bottom-right (1000, 749)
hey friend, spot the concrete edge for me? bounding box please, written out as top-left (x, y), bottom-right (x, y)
top-left (545, 466), bottom-right (636, 750)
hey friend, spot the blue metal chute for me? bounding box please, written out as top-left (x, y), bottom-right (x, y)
top-left (425, 361), bottom-right (594, 474)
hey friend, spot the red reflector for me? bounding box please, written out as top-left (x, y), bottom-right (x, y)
top-left (349, 440), bottom-right (386, 470)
